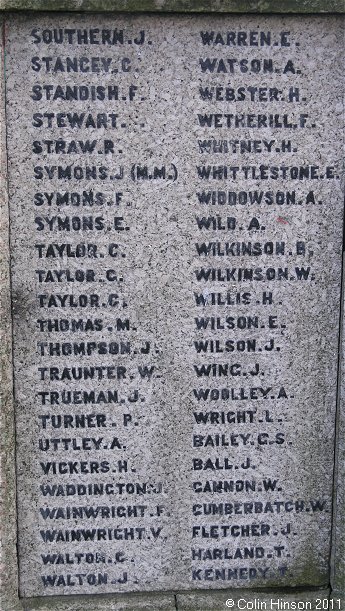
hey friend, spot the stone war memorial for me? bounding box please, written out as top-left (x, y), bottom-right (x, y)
top-left (0, 1), bottom-right (344, 610)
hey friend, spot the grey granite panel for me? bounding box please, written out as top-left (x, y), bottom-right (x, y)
top-left (177, 589), bottom-right (331, 611)
top-left (0, 1), bottom-right (344, 14)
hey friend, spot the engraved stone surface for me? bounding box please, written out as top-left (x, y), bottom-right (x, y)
top-left (5, 14), bottom-right (344, 598)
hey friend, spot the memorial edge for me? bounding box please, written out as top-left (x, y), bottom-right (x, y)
top-left (331, 252), bottom-right (345, 605)
top-left (0, 8), bottom-right (344, 611)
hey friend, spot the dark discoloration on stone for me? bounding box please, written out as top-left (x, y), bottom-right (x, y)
top-left (176, 590), bottom-right (331, 611)
top-left (331, 254), bottom-right (345, 601)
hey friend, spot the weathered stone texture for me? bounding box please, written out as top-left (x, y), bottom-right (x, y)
top-left (331, 252), bottom-right (345, 604)
top-left (0, 1), bottom-right (344, 13)
top-left (4, 13), bottom-right (344, 599)
top-left (23, 592), bottom-right (176, 610)
top-left (177, 589), bottom-right (331, 611)
top-left (0, 9), bottom-right (344, 611)
top-left (0, 16), bottom-right (23, 611)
